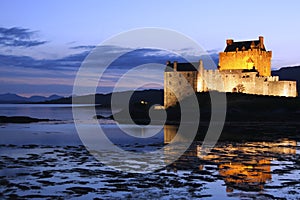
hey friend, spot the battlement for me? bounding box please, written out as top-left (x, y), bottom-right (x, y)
top-left (224, 36), bottom-right (266, 52)
top-left (165, 61), bottom-right (198, 72)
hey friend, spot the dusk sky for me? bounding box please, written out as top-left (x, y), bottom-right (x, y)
top-left (1, 0), bottom-right (300, 97)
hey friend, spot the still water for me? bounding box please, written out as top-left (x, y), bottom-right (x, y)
top-left (0, 104), bottom-right (299, 199)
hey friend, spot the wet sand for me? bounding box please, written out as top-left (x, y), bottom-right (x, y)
top-left (0, 137), bottom-right (299, 199)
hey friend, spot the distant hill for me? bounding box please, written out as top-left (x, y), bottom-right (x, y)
top-left (0, 90), bottom-right (163, 105)
top-left (44, 89), bottom-right (164, 106)
top-left (272, 65), bottom-right (300, 93)
top-left (0, 93), bottom-right (28, 103)
top-left (28, 94), bottom-right (63, 102)
top-left (0, 93), bottom-right (63, 103)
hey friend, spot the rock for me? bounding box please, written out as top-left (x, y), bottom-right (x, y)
top-left (93, 115), bottom-right (114, 120)
top-left (0, 116), bottom-right (50, 123)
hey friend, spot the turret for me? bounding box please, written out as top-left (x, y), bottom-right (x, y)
top-left (199, 59), bottom-right (204, 74)
top-left (173, 61), bottom-right (178, 71)
top-left (259, 36), bottom-right (264, 49)
top-left (250, 41), bottom-right (255, 49)
top-left (226, 39), bottom-right (233, 45)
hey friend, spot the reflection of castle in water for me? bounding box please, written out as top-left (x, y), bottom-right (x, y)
top-left (164, 125), bottom-right (297, 192)
top-left (219, 159), bottom-right (271, 192)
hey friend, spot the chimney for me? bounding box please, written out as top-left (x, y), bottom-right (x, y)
top-left (173, 61), bottom-right (178, 71)
top-left (166, 60), bottom-right (171, 66)
top-left (250, 41), bottom-right (255, 49)
top-left (226, 39), bottom-right (234, 45)
top-left (259, 36), bottom-right (264, 49)
top-left (199, 60), bottom-right (203, 69)
top-left (199, 59), bottom-right (204, 74)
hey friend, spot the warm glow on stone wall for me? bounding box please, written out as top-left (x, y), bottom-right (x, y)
top-left (219, 50), bottom-right (272, 77)
top-left (164, 37), bottom-right (298, 108)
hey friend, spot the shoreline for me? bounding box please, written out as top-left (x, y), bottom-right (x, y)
top-left (0, 116), bottom-right (51, 123)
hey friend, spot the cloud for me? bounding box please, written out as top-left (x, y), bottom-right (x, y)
top-left (70, 45), bottom-right (97, 50)
top-left (117, 47), bottom-right (220, 69)
top-left (0, 44), bottom-right (217, 72)
top-left (0, 27), bottom-right (47, 47)
top-left (207, 49), bottom-right (221, 54)
top-left (0, 44), bottom-right (220, 96)
top-left (0, 51), bottom-right (89, 71)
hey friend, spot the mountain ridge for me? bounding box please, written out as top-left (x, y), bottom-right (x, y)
top-left (0, 93), bottom-right (64, 103)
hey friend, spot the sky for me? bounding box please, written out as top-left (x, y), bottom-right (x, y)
top-left (0, 0), bottom-right (300, 97)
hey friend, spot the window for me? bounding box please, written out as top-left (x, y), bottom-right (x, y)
top-left (169, 74), bottom-right (172, 77)
top-left (187, 73), bottom-right (190, 77)
top-left (179, 81), bottom-right (181, 85)
top-left (169, 81), bottom-right (171, 85)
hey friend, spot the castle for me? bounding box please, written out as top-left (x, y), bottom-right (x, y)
top-left (164, 36), bottom-right (297, 108)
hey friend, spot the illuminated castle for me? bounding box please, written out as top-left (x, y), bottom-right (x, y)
top-left (219, 36), bottom-right (272, 76)
top-left (164, 36), bottom-right (297, 108)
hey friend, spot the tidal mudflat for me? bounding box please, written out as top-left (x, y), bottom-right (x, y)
top-left (0, 104), bottom-right (300, 199)
top-left (0, 139), bottom-right (299, 199)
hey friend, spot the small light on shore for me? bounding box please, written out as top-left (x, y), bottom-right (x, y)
top-left (140, 100), bottom-right (148, 105)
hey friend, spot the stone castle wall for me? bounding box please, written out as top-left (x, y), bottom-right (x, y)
top-left (219, 49), bottom-right (272, 77)
top-left (197, 68), bottom-right (297, 98)
top-left (264, 81), bottom-right (297, 97)
top-left (164, 71), bottom-right (198, 107)
top-left (164, 61), bottom-right (297, 108)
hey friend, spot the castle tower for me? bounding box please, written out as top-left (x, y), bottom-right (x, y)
top-left (164, 61), bottom-right (198, 108)
top-left (218, 36), bottom-right (272, 76)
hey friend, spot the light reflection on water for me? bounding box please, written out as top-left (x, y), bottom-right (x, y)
top-left (0, 104), bottom-right (112, 121)
top-left (164, 124), bottom-right (299, 197)
top-left (0, 105), bottom-right (299, 199)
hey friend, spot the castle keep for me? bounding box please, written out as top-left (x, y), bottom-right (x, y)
top-left (164, 36), bottom-right (297, 108)
top-left (219, 36), bottom-right (272, 77)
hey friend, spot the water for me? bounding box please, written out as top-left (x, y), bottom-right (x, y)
top-left (0, 104), bottom-right (112, 121)
top-left (0, 104), bottom-right (299, 199)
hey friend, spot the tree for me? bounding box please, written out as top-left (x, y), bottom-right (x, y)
top-left (236, 84), bottom-right (245, 93)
